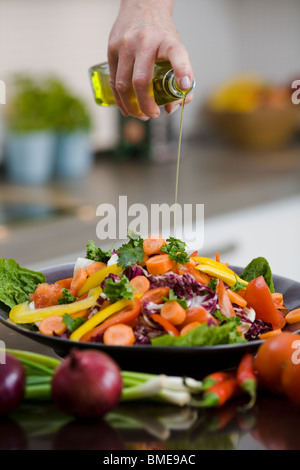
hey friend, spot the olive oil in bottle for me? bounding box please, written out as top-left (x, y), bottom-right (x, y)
top-left (88, 61), bottom-right (194, 107)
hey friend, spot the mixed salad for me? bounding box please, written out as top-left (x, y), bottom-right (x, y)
top-left (2, 231), bottom-right (291, 347)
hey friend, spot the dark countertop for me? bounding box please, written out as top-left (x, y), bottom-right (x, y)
top-left (1, 320), bottom-right (300, 450)
top-left (1, 321), bottom-right (300, 451)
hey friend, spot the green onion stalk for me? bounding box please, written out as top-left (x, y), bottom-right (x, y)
top-left (2, 349), bottom-right (202, 407)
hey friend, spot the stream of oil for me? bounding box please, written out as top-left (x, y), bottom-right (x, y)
top-left (173, 97), bottom-right (186, 237)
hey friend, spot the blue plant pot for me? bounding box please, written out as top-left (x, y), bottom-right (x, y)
top-left (4, 131), bottom-right (56, 185)
top-left (56, 131), bottom-right (93, 179)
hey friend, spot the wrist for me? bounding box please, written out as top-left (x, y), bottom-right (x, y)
top-left (120, 0), bottom-right (174, 14)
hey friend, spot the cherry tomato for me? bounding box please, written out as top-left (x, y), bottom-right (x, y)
top-left (255, 332), bottom-right (298, 394)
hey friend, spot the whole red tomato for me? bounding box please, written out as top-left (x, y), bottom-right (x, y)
top-left (254, 332), bottom-right (299, 395)
top-left (281, 340), bottom-right (300, 407)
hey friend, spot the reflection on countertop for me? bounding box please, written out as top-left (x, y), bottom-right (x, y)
top-left (2, 393), bottom-right (300, 450)
top-left (0, 139), bottom-right (300, 268)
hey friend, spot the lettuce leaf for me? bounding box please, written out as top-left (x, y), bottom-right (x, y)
top-left (240, 257), bottom-right (275, 293)
top-left (151, 316), bottom-right (246, 347)
top-left (0, 258), bottom-right (46, 309)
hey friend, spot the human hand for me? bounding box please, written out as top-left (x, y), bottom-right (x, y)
top-left (107, 0), bottom-right (194, 120)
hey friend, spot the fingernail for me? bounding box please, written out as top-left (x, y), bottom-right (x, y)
top-left (150, 113), bottom-right (160, 119)
top-left (180, 76), bottom-right (192, 90)
top-left (139, 115), bottom-right (150, 121)
top-left (168, 104), bottom-right (180, 115)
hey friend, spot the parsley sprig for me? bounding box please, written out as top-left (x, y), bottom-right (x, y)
top-left (160, 237), bottom-right (190, 265)
top-left (163, 288), bottom-right (188, 310)
top-left (86, 240), bottom-right (114, 263)
top-left (117, 230), bottom-right (145, 268)
top-left (230, 276), bottom-right (248, 292)
top-left (58, 288), bottom-right (78, 305)
top-left (62, 313), bottom-right (85, 332)
top-left (103, 275), bottom-right (134, 303)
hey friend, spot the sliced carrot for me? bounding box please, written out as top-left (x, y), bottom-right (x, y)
top-left (190, 251), bottom-right (198, 257)
top-left (180, 306), bottom-right (218, 327)
top-left (143, 234), bottom-right (166, 256)
top-left (160, 300), bottom-right (187, 325)
top-left (227, 289), bottom-right (248, 308)
top-left (273, 301), bottom-right (287, 311)
top-left (69, 268), bottom-right (88, 297)
top-left (150, 313), bottom-right (180, 337)
top-left (215, 251), bottom-right (229, 266)
top-left (235, 289), bottom-right (246, 298)
top-left (103, 323), bottom-right (136, 346)
top-left (259, 329), bottom-right (282, 339)
top-left (285, 308), bottom-right (300, 324)
top-left (217, 280), bottom-right (235, 317)
top-left (75, 293), bottom-right (89, 302)
top-left (129, 275), bottom-right (151, 295)
top-left (140, 287), bottom-right (170, 305)
top-left (69, 308), bottom-right (90, 319)
top-left (38, 315), bottom-right (67, 337)
top-left (146, 254), bottom-right (176, 276)
top-left (55, 277), bottom-right (73, 289)
top-left (178, 262), bottom-right (210, 285)
top-left (139, 253), bottom-right (150, 267)
top-left (180, 321), bottom-right (201, 336)
top-left (86, 261), bottom-right (106, 277)
top-left (80, 298), bottom-right (142, 342)
top-left (271, 293), bottom-right (284, 305)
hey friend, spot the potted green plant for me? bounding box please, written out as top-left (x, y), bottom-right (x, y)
top-left (47, 78), bottom-right (93, 179)
top-left (3, 75), bottom-right (57, 185)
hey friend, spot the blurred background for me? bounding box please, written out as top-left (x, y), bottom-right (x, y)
top-left (0, 0), bottom-right (299, 281)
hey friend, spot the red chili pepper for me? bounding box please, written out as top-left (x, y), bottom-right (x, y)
top-left (200, 370), bottom-right (236, 391)
top-left (194, 377), bottom-right (240, 408)
top-left (236, 353), bottom-right (257, 409)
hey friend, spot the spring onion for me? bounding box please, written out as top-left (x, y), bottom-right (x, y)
top-left (1, 349), bottom-right (202, 409)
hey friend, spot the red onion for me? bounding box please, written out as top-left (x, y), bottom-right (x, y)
top-left (0, 354), bottom-right (26, 415)
top-left (51, 349), bottom-right (123, 419)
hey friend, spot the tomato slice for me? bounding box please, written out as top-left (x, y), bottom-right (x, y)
top-left (29, 283), bottom-right (63, 309)
top-left (243, 276), bottom-right (285, 330)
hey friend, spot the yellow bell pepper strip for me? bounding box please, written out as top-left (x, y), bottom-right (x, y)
top-left (69, 298), bottom-right (132, 342)
top-left (70, 292), bottom-right (143, 342)
top-left (194, 263), bottom-right (248, 288)
top-left (192, 257), bottom-right (241, 277)
top-left (9, 287), bottom-right (102, 324)
top-left (77, 264), bottom-right (123, 297)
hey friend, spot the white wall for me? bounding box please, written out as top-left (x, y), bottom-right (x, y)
top-left (0, 0), bottom-right (121, 150)
top-left (0, 0), bottom-right (299, 150)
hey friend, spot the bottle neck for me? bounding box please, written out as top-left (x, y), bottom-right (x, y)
top-left (163, 69), bottom-right (195, 99)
